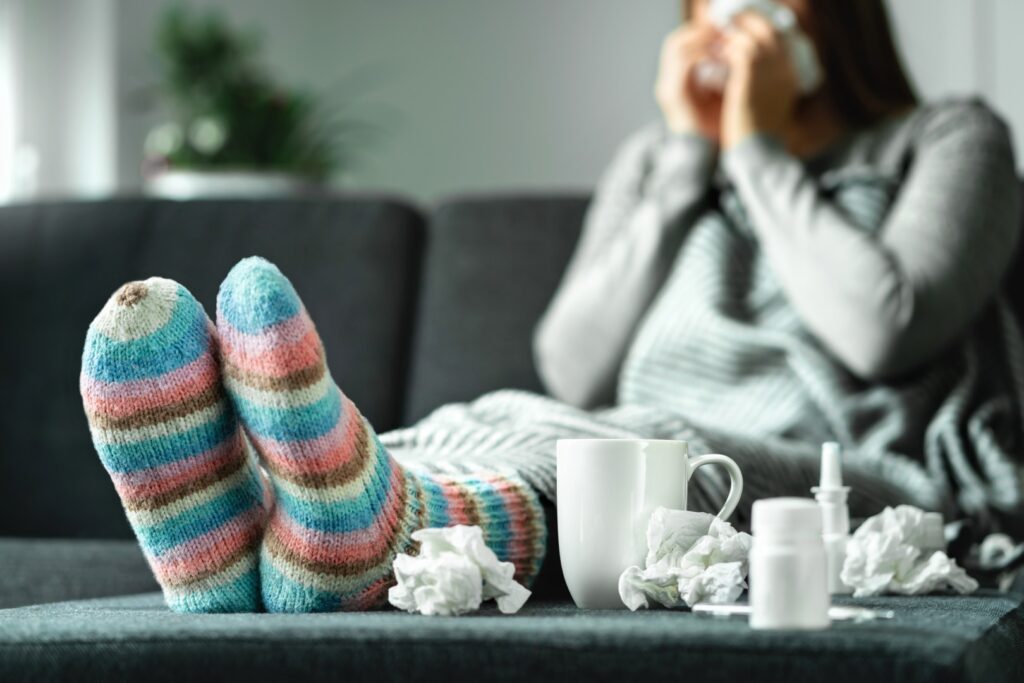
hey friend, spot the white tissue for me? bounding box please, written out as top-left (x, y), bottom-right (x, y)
top-left (388, 525), bottom-right (531, 616)
top-left (699, 0), bottom-right (824, 94)
top-left (840, 505), bottom-right (979, 597)
top-left (618, 508), bottom-right (753, 610)
top-left (708, 0), bottom-right (795, 28)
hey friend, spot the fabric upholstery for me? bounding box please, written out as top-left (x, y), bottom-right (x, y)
top-left (403, 195), bottom-right (587, 423)
top-left (0, 539), bottom-right (157, 609)
top-left (0, 591), bottom-right (1021, 683)
top-left (0, 197), bottom-right (424, 539)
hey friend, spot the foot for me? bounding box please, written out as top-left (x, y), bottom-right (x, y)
top-left (217, 257), bottom-right (546, 612)
top-left (81, 278), bottom-right (267, 612)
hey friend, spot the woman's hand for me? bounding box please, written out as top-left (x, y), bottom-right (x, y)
top-left (654, 24), bottom-right (722, 139)
top-left (720, 13), bottom-right (798, 150)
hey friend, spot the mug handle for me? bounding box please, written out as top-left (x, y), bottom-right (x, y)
top-left (687, 453), bottom-right (743, 521)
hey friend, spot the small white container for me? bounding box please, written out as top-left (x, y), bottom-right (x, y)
top-left (749, 498), bottom-right (830, 630)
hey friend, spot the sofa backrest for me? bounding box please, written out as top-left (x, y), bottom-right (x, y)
top-left (402, 195), bottom-right (587, 423)
top-left (3, 184), bottom-right (1024, 540)
top-left (0, 197), bottom-right (424, 538)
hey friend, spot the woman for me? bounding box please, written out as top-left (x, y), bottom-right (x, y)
top-left (533, 0), bottom-right (1024, 531)
top-left (80, 0), bottom-right (1022, 614)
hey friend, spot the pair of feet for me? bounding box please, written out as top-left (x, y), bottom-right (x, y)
top-left (80, 257), bottom-right (545, 613)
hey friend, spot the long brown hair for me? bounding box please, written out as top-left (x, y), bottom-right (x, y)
top-left (683, 0), bottom-right (919, 128)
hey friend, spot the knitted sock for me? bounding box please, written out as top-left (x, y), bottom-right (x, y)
top-left (80, 278), bottom-right (267, 613)
top-left (216, 256), bottom-right (546, 612)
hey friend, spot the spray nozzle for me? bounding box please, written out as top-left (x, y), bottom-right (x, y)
top-left (816, 442), bottom-right (848, 491)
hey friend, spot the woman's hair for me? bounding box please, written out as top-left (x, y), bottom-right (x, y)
top-left (683, 0), bottom-right (919, 128)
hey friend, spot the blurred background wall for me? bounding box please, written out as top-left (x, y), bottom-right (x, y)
top-left (2, 0), bottom-right (1023, 203)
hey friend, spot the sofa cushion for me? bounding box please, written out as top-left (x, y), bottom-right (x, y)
top-left (403, 195), bottom-right (587, 423)
top-left (0, 197), bottom-right (424, 538)
top-left (1, 591), bottom-right (1021, 682)
top-left (0, 539), bottom-right (157, 609)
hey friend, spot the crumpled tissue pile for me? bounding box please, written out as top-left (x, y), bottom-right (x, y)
top-left (388, 525), bottom-right (531, 616)
top-left (841, 505), bottom-right (978, 597)
top-left (618, 507), bottom-right (753, 610)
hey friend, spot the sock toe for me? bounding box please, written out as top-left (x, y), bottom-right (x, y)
top-left (83, 278), bottom-right (207, 383)
top-left (217, 256), bottom-right (302, 335)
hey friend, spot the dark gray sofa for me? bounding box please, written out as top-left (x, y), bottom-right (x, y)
top-left (2, 195), bottom-right (1023, 682)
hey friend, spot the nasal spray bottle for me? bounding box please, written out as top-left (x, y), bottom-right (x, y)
top-left (811, 442), bottom-right (853, 595)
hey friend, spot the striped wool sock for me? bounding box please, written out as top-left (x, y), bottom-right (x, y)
top-left (80, 278), bottom-right (267, 613)
top-left (216, 256), bottom-right (546, 612)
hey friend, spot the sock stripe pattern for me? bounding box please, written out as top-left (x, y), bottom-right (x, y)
top-left (80, 278), bottom-right (266, 612)
top-left (217, 257), bottom-right (545, 612)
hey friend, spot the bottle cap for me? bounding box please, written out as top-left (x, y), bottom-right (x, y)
top-left (752, 498), bottom-right (823, 539)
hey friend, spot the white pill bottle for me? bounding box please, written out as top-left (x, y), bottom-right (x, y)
top-left (749, 498), bottom-right (830, 630)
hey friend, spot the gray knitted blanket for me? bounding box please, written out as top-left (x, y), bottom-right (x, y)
top-left (385, 173), bottom-right (1024, 530)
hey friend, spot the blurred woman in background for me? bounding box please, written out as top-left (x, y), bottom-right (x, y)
top-left (532, 0), bottom-right (1023, 535)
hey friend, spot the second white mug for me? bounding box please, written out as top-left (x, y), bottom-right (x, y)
top-left (556, 438), bottom-right (743, 609)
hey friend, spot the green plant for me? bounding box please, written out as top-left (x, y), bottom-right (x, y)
top-left (145, 5), bottom-right (362, 180)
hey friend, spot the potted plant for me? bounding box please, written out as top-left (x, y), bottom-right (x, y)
top-left (143, 6), bottom-right (368, 198)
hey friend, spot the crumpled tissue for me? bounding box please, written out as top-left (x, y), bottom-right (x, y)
top-left (840, 505), bottom-right (978, 597)
top-left (388, 525), bottom-right (531, 616)
top-left (618, 507), bottom-right (753, 610)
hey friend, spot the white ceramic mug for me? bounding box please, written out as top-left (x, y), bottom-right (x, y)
top-left (556, 439), bottom-right (743, 609)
